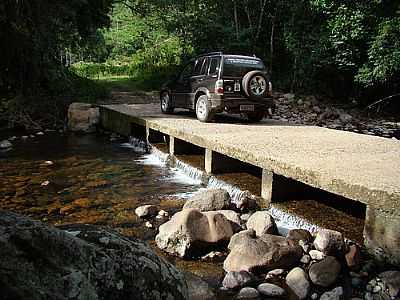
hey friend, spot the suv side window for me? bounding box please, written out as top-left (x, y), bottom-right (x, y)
top-left (193, 58), bottom-right (205, 76)
top-left (179, 62), bottom-right (194, 80)
top-left (208, 57), bottom-right (221, 76)
top-left (200, 58), bottom-right (209, 75)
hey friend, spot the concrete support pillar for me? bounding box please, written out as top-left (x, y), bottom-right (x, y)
top-left (205, 149), bottom-right (213, 174)
top-left (364, 206), bottom-right (400, 265)
top-left (169, 136), bottom-right (175, 155)
top-left (261, 169), bottom-right (273, 206)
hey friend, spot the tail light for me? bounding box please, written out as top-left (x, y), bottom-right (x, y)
top-left (215, 79), bottom-right (224, 95)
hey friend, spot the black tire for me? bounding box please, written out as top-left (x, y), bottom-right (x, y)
top-left (195, 95), bottom-right (214, 122)
top-left (160, 91), bottom-right (174, 114)
top-left (242, 71), bottom-right (269, 99)
top-left (246, 111), bottom-right (265, 123)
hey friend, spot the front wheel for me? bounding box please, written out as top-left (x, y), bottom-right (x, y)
top-left (160, 91), bottom-right (174, 114)
top-left (246, 111), bottom-right (265, 123)
top-left (196, 95), bottom-right (214, 122)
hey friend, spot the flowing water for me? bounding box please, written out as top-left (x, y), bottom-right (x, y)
top-left (0, 131), bottom-right (365, 298)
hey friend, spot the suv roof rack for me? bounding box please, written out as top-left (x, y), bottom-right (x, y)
top-left (197, 51), bottom-right (223, 57)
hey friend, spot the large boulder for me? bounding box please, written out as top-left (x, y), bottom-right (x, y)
top-left (0, 211), bottom-right (188, 300)
top-left (215, 210), bottom-right (242, 232)
top-left (67, 102), bottom-right (100, 133)
top-left (246, 211), bottom-right (277, 236)
top-left (223, 229), bottom-right (303, 273)
top-left (309, 256), bottom-right (341, 287)
top-left (156, 209), bottom-right (234, 258)
top-left (183, 189), bottom-right (231, 211)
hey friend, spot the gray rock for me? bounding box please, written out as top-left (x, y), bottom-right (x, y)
top-left (237, 287), bottom-right (260, 299)
top-left (283, 93), bottom-right (295, 101)
top-left (309, 256), bottom-right (341, 287)
top-left (268, 269), bottom-right (285, 277)
top-left (286, 267), bottom-right (310, 300)
top-left (287, 229), bottom-right (313, 243)
top-left (0, 140), bottom-right (12, 149)
top-left (320, 287), bottom-right (343, 300)
top-left (223, 230), bottom-right (302, 273)
top-left (314, 229), bottom-right (345, 256)
top-left (246, 211), bottom-right (278, 236)
top-left (135, 205), bottom-right (158, 218)
top-left (309, 250), bottom-right (326, 260)
top-left (379, 270), bottom-right (400, 297)
top-left (313, 106), bottom-right (322, 113)
top-left (215, 210), bottom-right (242, 232)
top-left (257, 283), bottom-right (286, 297)
top-left (67, 103), bottom-right (100, 133)
top-left (222, 271), bottom-right (255, 289)
top-left (156, 209), bottom-right (233, 258)
top-left (301, 255), bottom-right (311, 264)
top-left (185, 272), bottom-right (215, 300)
top-left (0, 211), bottom-right (188, 300)
top-left (339, 113), bottom-right (353, 124)
top-left (183, 189), bottom-right (230, 211)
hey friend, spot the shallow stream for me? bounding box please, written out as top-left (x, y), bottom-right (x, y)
top-left (0, 131), bottom-right (365, 298)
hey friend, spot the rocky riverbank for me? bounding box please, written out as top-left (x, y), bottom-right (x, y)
top-left (136, 189), bottom-right (400, 300)
top-left (272, 93), bottom-right (400, 139)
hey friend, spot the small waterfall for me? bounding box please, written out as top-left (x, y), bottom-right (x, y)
top-left (206, 176), bottom-right (250, 204)
top-left (268, 205), bottom-right (320, 236)
top-left (121, 136), bottom-right (150, 153)
top-left (174, 159), bottom-right (208, 185)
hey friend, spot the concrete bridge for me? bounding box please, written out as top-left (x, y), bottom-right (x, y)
top-left (100, 103), bottom-right (400, 265)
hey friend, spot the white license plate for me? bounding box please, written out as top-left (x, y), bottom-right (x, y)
top-left (240, 105), bottom-right (254, 111)
top-left (234, 82), bottom-right (241, 91)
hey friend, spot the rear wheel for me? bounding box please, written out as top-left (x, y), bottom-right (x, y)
top-left (246, 111), bottom-right (265, 123)
top-left (160, 91), bottom-right (174, 114)
top-left (196, 95), bottom-right (214, 122)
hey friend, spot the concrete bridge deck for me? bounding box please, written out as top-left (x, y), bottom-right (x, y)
top-left (100, 103), bottom-right (400, 264)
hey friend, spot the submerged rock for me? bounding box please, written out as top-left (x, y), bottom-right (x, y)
top-left (156, 208), bottom-right (234, 258)
top-left (67, 102), bottom-right (100, 133)
top-left (185, 272), bottom-right (215, 300)
top-left (246, 211), bottom-right (278, 236)
top-left (223, 229), bottom-right (302, 273)
top-left (135, 204), bottom-right (158, 218)
top-left (0, 211), bottom-right (188, 300)
top-left (183, 189), bottom-right (231, 211)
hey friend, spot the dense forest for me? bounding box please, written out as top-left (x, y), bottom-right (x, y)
top-left (1, 0), bottom-right (399, 128)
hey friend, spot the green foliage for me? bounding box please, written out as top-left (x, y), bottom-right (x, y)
top-left (356, 17), bottom-right (400, 86)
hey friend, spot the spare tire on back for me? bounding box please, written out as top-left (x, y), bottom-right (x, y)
top-left (242, 71), bottom-right (269, 99)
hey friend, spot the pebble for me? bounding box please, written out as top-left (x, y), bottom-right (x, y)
top-left (201, 251), bottom-right (224, 261)
top-left (21, 136), bottom-right (29, 140)
top-left (268, 268), bottom-right (285, 277)
top-left (36, 132), bottom-right (44, 136)
top-left (237, 287), bottom-right (259, 299)
top-left (41, 180), bottom-right (50, 186)
top-left (320, 287), bottom-right (343, 300)
top-left (257, 283), bottom-right (286, 297)
top-left (300, 255), bottom-right (311, 264)
top-left (158, 210), bottom-right (169, 217)
top-left (311, 293), bottom-right (319, 300)
top-left (8, 136), bottom-right (17, 141)
top-left (286, 267), bottom-right (310, 300)
top-left (135, 205), bottom-right (158, 218)
top-left (145, 222), bottom-right (153, 228)
top-left (309, 250), bottom-right (325, 260)
top-left (29, 135), bottom-right (35, 138)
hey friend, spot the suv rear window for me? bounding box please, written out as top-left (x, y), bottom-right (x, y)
top-left (223, 57), bottom-right (265, 77)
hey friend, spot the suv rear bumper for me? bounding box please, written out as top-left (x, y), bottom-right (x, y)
top-left (209, 94), bottom-right (275, 114)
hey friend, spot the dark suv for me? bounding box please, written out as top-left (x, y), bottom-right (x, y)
top-left (160, 52), bottom-right (274, 122)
